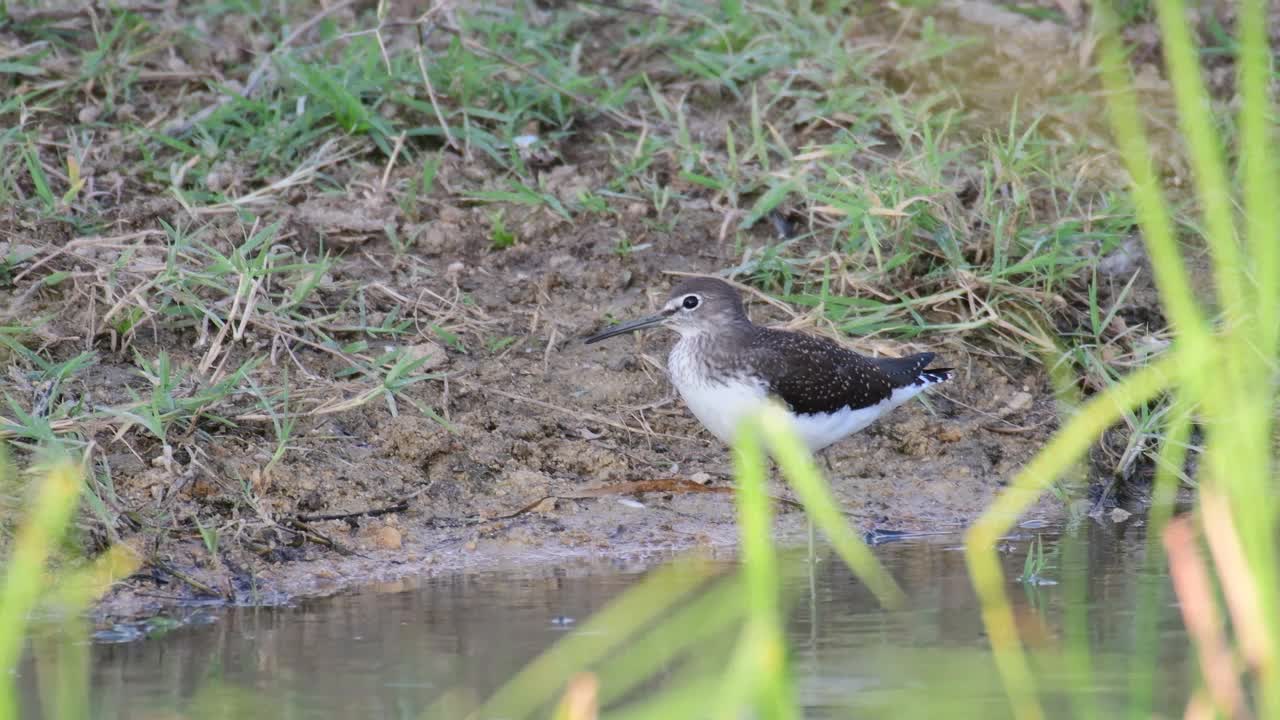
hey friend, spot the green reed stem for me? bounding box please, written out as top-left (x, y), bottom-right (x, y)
top-left (0, 459), bottom-right (83, 720)
top-left (1061, 529), bottom-right (1098, 720)
top-left (756, 406), bottom-right (905, 608)
top-left (477, 558), bottom-right (719, 720)
top-left (1237, 0), bottom-right (1280, 358)
top-left (1153, 0), bottom-right (1244, 333)
top-left (593, 575), bottom-right (746, 710)
top-left (728, 411), bottom-right (796, 720)
top-left (1128, 393), bottom-right (1193, 720)
top-left (1095, 2), bottom-right (1213, 361)
top-left (967, 354), bottom-right (1180, 720)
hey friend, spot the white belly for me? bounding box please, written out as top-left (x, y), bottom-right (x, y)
top-left (674, 375), bottom-right (771, 444)
top-left (668, 336), bottom-right (927, 451)
top-left (789, 384), bottom-right (926, 451)
top-left (668, 338), bottom-right (769, 444)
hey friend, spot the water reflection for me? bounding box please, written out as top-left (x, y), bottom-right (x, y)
top-left (20, 521), bottom-right (1189, 719)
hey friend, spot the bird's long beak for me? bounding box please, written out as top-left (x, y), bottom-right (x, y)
top-left (584, 312), bottom-right (670, 344)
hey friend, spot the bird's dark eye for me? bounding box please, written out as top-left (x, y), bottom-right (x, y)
top-left (682, 295), bottom-right (700, 310)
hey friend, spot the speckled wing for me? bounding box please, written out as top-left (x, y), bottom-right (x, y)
top-left (745, 329), bottom-right (911, 415)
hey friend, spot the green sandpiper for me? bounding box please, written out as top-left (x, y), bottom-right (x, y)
top-left (584, 277), bottom-right (952, 451)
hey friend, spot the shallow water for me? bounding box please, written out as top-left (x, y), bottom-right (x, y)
top-left (19, 519), bottom-right (1191, 719)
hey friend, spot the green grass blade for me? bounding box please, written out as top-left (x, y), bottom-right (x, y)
top-left (476, 558), bottom-right (720, 720)
top-left (21, 143), bottom-right (56, 212)
top-left (756, 405), bottom-right (905, 608)
top-left (1128, 392), bottom-right (1193, 720)
top-left (730, 410), bottom-right (796, 719)
top-left (601, 675), bottom-right (728, 720)
top-left (0, 459), bottom-right (84, 720)
top-left (1095, 2), bottom-right (1212, 358)
top-left (1153, 0), bottom-right (1244, 326)
top-left (592, 576), bottom-right (746, 710)
top-left (1229, 2), bottom-right (1280, 707)
top-left (1060, 531), bottom-right (1099, 720)
top-left (1237, 0), bottom-right (1280, 357)
top-left (966, 353), bottom-right (1180, 720)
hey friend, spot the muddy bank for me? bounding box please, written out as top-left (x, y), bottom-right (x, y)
top-left (0, 0), bottom-right (1181, 623)
top-left (88, 198), bottom-right (1065, 621)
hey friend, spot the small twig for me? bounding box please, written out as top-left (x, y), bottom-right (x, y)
top-left (196, 271), bottom-right (247, 376)
top-left (284, 520), bottom-right (361, 557)
top-left (982, 421), bottom-right (1050, 435)
top-left (379, 132), bottom-right (408, 192)
top-left (462, 479), bottom-right (801, 524)
top-left (0, 416), bottom-right (80, 440)
top-left (131, 591), bottom-right (199, 602)
top-left (191, 139), bottom-right (356, 213)
top-left (232, 387), bottom-right (381, 422)
top-left (148, 559), bottom-right (227, 599)
top-left (294, 500), bottom-right (410, 523)
top-left (415, 20), bottom-right (460, 154)
top-left (369, 282), bottom-right (495, 329)
top-left (11, 231), bottom-right (162, 286)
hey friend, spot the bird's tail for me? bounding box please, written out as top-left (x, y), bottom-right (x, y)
top-left (918, 367), bottom-right (953, 385)
top-left (871, 353), bottom-right (953, 389)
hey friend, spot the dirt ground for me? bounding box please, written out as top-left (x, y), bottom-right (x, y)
top-left (0, 0), bottom-right (1197, 622)
top-left (85, 186), bottom-right (1064, 621)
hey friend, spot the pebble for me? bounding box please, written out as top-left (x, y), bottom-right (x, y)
top-left (405, 341), bottom-right (448, 371)
top-left (374, 526), bottom-right (402, 550)
top-left (936, 426), bottom-right (964, 443)
top-left (438, 206), bottom-right (467, 223)
top-left (1005, 391), bottom-right (1034, 413)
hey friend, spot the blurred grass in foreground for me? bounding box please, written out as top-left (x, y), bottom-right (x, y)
top-left (965, 0), bottom-right (1279, 717)
top-left (487, 0), bottom-right (1280, 717)
top-left (0, 453), bottom-right (139, 720)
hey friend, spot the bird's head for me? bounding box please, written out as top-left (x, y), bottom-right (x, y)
top-left (584, 277), bottom-right (748, 344)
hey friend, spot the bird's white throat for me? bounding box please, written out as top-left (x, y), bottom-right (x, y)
top-left (667, 335), bottom-right (768, 445)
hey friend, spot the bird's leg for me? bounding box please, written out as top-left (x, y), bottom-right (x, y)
top-left (819, 449), bottom-right (837, 480)
top-left (782, 454), bottom-right (820, 570)
top-left (814, 449), bottom-right (882, 542)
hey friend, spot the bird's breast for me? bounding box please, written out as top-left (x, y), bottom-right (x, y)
top-left (667, 338), bottom-right (768, 444)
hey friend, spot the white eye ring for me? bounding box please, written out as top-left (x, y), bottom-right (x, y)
top-left (681, 295), bottom-right (700, 310)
